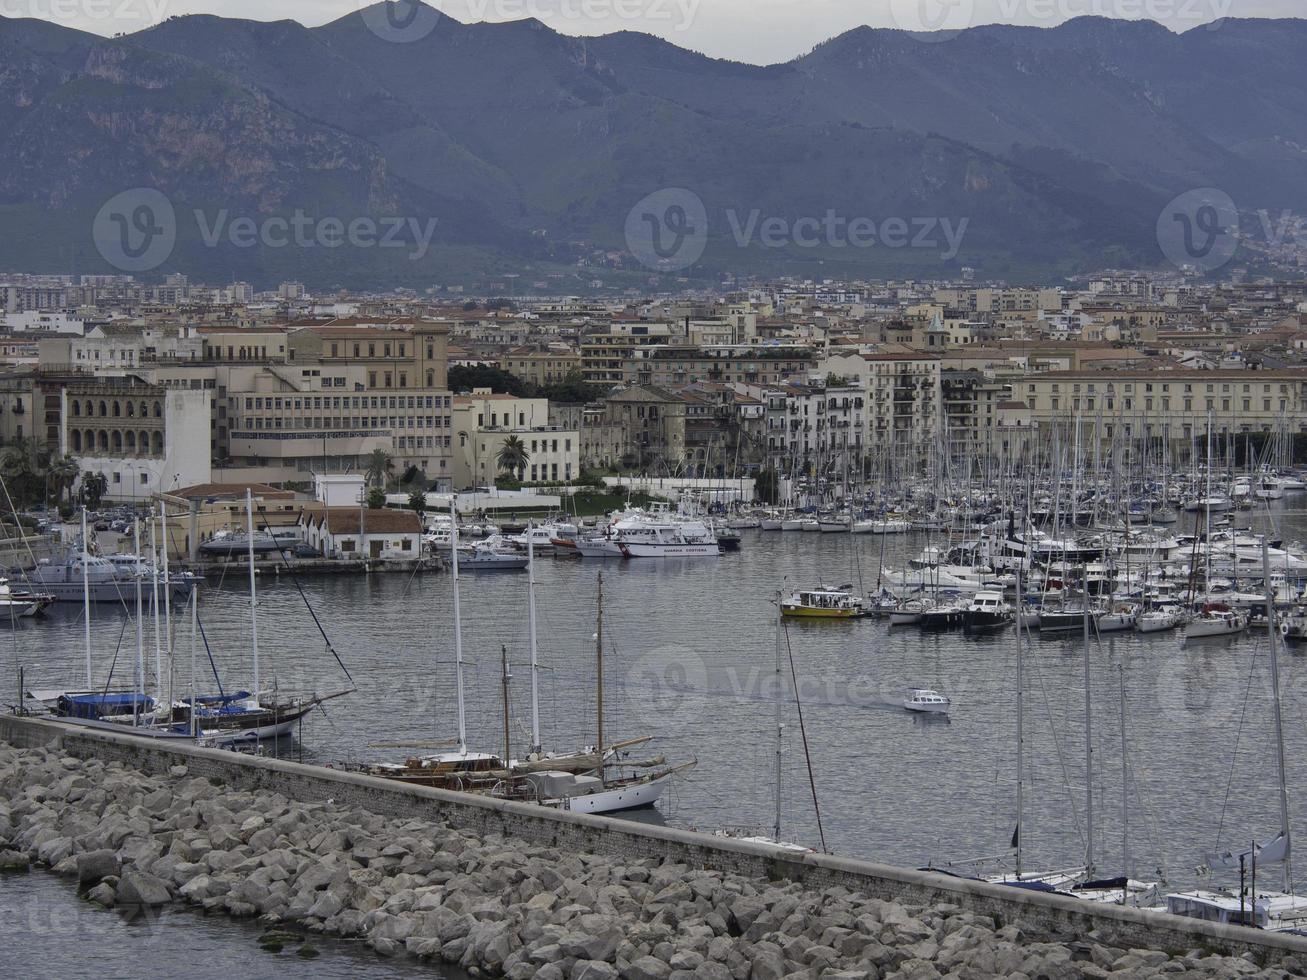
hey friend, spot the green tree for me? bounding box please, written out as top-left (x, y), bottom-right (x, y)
top-left (365, 449), bottom-right (395, 489)
top-left (755, 468), bottom-right (780, 505)
top-left (495, 435), bottom-right (530, 480)
top-left (0, 440), bottom-right (46, 508)
top-left (48, 454), bottom-right (80, 506)
top-left (366, 486), bottom-right (386, 509)
top-left (81, 472), bottom-right (108, 509)
top-left (408, 489), bottom-right (428, 519)
top-left (447, 364), bottom-right (528, 396)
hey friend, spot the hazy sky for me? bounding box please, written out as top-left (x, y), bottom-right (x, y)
top-left (14, 0), bottom-right (1303, 64)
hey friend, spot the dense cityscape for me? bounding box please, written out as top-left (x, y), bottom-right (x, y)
top-left (5, 2), bottom-right (1307, 977)
top-left (2, 270), bottom-right (1306, 505)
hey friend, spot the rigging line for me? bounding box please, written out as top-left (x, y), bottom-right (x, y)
top-left (97, 614), bottom-right (132, 704)
top-left (255, 508), bottom-right (355, 685)
top-left (195, 608), bottom-right (228, 698)
top-left (782, 617), bottom-right (827, 855)
top-left (1027, 620), bottom-right (1088, 850)
top-left (1212, 634), bottom-right (1262, 857)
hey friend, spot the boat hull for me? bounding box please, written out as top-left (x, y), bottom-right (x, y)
top-left (618, 543), bottom-right (719, 558)
top-left (548, 773), bottom-right (668, 814)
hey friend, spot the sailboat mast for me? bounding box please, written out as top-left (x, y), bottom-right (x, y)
top-left (774, 591), bottom-right (785, 843)
top-left (527, 522), bottom-right (541, 755)
top-left (150, 520), bottom-right (161, 707)
top-left (245, 489), bottom-right (260, 698)
top-left (160, 503), bottom-right (173, 708)
top-left (1262, 540), bottom-right (1293, 893)
top-left (450, 496), bottom-right (467, 754)
top-left (134, 520), bottom-right (144, 725)
top-left (81, 506), bottom-right (91, 688)
top-left (189, 588), bottom-right (198, 739)
top-left (1120, 663), bottom-right (1130, 881)
top-left (1015, 565), bottom-right (1024, 877)
top-left (1082, 592), bottom-right (1095, 876)
top-left (501, 645), bottom-right (511, 765)
top-left (596, 572), bottom-right (604, 770)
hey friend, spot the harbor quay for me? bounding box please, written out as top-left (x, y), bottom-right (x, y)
top-left (2, 716), bottom-right (1305, 979)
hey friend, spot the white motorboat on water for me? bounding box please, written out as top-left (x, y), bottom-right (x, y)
top-left (459, 542), bottom-right (529, 570)
top-left (0, 579), bottom-right (40, 618)
top-left (613, 512), bottom-right (718, 558)
top-left (962, 591), bottom-right (1012, 632)
top-left (903, 689), bottom-right (950, 715)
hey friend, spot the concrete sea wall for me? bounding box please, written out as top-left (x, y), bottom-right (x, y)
top-left (3, 714), bottom-right (1305, 974)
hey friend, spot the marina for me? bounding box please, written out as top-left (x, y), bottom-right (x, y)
top-left (9, 499), bottom-right (1307, 905)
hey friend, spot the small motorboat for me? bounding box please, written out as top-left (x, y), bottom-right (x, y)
top-left (781, 589), bottom-right (865, 619)
top-left (1281, 606), bottom-right (1307, 643)
top-left (904, 689), bottom-right (951, 715)
top-left (0, 578), bottom-right (40, 619)
top-left (460, 543), bottom-right (528, 571)
top-left (962, 591), bottom-right (1012, 633)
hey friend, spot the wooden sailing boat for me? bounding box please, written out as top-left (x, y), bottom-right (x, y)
top-left (359, 532), bottom-right (692, 812)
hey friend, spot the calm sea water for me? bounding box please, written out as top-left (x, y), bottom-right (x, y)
top-left (8, 503), bottom-right (1307, 908)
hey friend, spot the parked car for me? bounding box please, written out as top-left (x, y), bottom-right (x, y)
top-left (290, 543), bottom-right (323, 558)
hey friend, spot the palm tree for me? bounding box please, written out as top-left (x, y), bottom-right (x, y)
top-left (49, 454), bottom-right (80, 506)
top-left (496, 435), bottom-right (530, 480)
top-left (1, 441), bottom-right (44, 508)
top-left (81, 472), bottom-right (109, 509)
top-left (365, 448), bottom-right (395, 489)
top-left (408, 488), bottom-right (428, 519)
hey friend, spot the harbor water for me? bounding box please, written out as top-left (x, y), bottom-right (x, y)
top-left (8, 503), bottom-right (1307, 900)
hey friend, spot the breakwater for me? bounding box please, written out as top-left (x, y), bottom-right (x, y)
top-left (2, 715), bottom-right (1305, 978)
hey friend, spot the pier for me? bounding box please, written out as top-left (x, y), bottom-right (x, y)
top-left (2, 715), bottom-right (1304, 978)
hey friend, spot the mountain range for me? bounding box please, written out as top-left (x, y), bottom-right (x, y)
top-left (0, 9), bottom-right (1304, 288)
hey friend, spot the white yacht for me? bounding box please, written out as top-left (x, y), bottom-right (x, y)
top-left (903, 689), bottom-right (950, 715)
top-left (613, 513), bottom-right (718, 558)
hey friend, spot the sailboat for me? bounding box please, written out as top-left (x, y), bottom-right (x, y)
top-left (715, 594), bottom-right (814, 852)
top-left (358, 517), bottom-right (690, 812)
top-left (1166, 540), bottom-right (1307, 931)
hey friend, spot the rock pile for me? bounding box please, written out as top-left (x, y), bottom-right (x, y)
top-left (0, 744), bottom-right (1299, 979)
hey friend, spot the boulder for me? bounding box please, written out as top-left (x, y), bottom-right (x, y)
top-left (117, 870), bottom-right (173, 907)
top-left (77, 849), bottom-right (121, 885)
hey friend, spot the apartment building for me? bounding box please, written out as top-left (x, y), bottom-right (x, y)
top-left (1018, 368), bottom-right (1307, 454)
top-left (822, 350), bottom-right (941, 451)
top-left (451, 390), bottom-right (577, 487)
top-left (579, 322), bottom-right (676, 385)
top-left (497, 346), bottom-right (582, 387)
top-left (940, 370), bottom-right (1014, 469)
top-left (773, 381), bottom-right (866, 470)
top-left (624, 345), bottom-right (815, 388)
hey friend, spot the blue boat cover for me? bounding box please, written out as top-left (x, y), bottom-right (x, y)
top-left (58, 693), bottom-right (154, 719)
